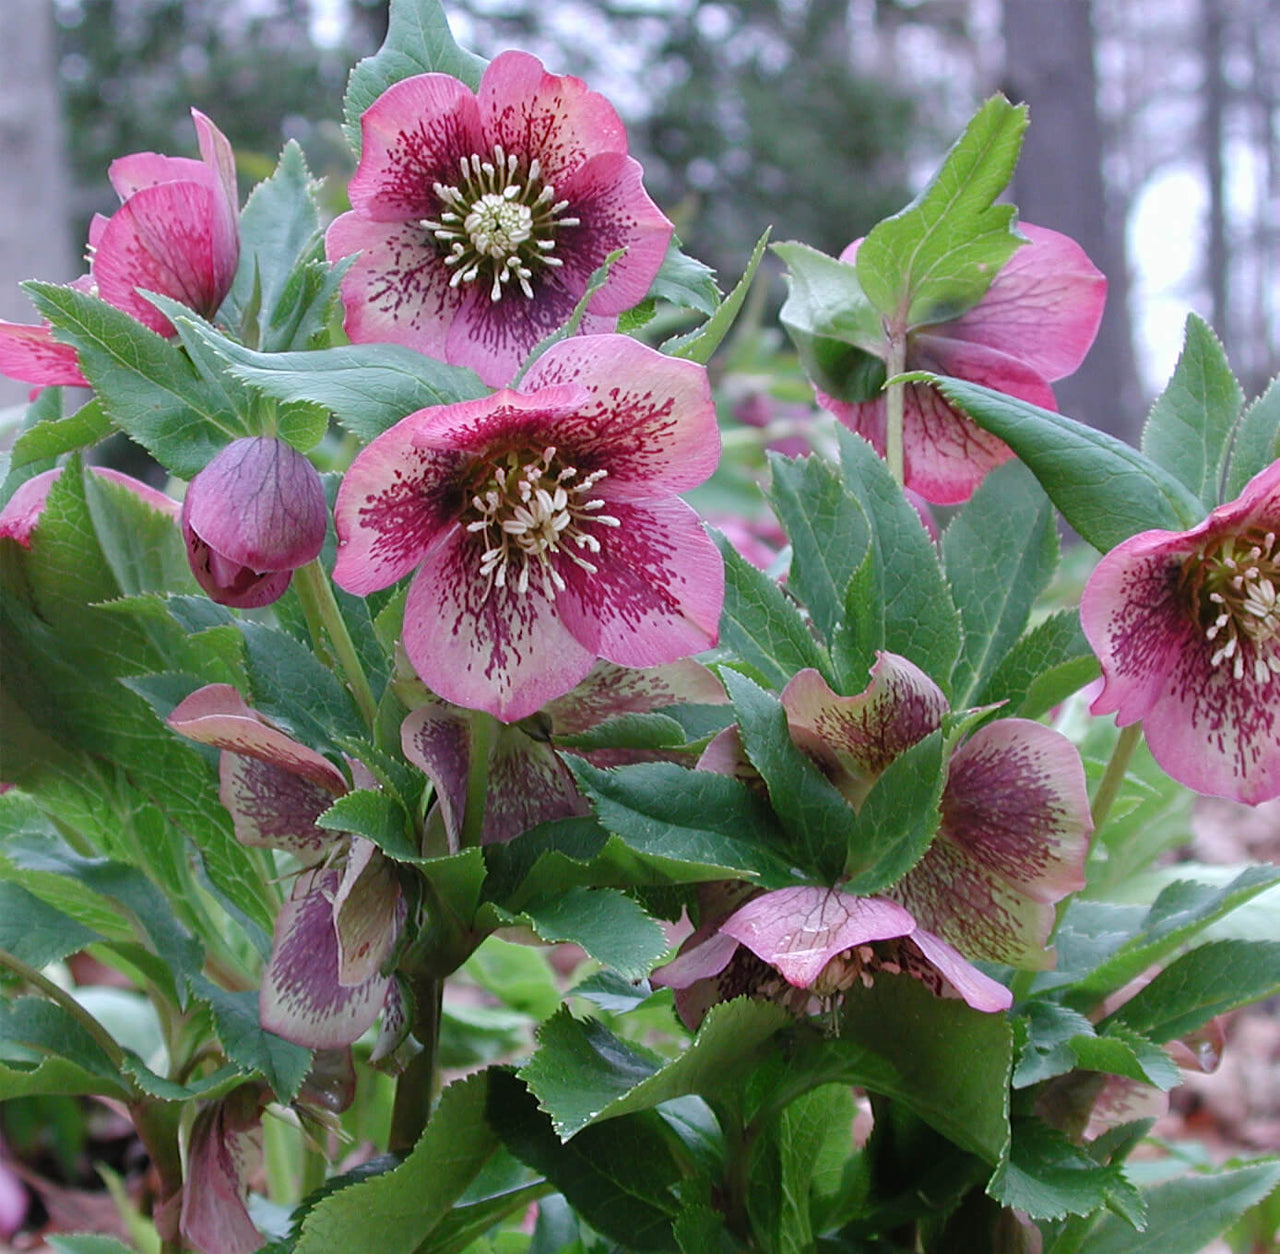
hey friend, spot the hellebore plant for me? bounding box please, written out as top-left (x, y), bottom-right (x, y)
top-left (181, 436), bottom-right (328, 607)
top-left (1082, 459), bottom-right (1280, 804)
top-left (333, 333), bottom-right (723, 722)
top-left (0, 109), bottom-right (238, 389)
top-left (4, 8), bottom-right (1280, 1254)
top-left (326, 50), bottom-right (672, 386)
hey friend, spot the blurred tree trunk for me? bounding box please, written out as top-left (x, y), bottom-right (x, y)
top-left (1002, 0), bottom-right (1142, 441)
top-left (1202, 0), bottom-right (1228, 341)
top-left (0, 0), bottom-right (74, 410)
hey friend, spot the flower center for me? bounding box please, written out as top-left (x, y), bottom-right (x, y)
top-left (1184, 527), bottom-right (1280, 684)
top-left (420, 146), bottom-right (580, 302)
top-left (464, 445), bottom-right (620, 597)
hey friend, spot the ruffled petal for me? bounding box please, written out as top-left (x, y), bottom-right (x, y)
top-left (260, 868), bottom-right (390, 1049)
top-left (401, 528), bottom-right (596, 723)
top-left (556, 498), bottom-right (723, 667)
top-left (331, 840), bottom-right (403, 986)
top-left (906, 928), bottom-right (1013, 1011)
top-left (179, 1087), bottom-right (265, 1254)
top-left (401, 702), bottom-right (471, 851)
top-left (781, 655), bottom-right (948, 801)
top-left (519, 335), bottom-right (721, 498)
top-left (542, 658), bottom-right (726, 738)
top-left (478, 50), bottom-right (628, 185)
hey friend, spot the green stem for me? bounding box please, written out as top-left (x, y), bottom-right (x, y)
top-left (1091, 722), bottom-right (1143, 831)
top-left (884, 326), bottom-right (909, 488)
top-left (460, 711), bottom-right (497, 848)
top-left (293, 559), bottom-right (378, 730)
top-left (0, 947), bottom-right (131, 1081)
top-left (388, 977), bottom-right (442, 1152)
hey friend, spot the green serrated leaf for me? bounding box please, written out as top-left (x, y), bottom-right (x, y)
top-left (618, 297), bottom-right (658, 335)
top-left (318, 790), bottom-right (419, 861)
top-left (1141, 314), bottom-right (1244, 509)
top-left (942, 461), bottom-right (1057, 706)
top-left (711, 529), bottom-right (833, 690)
top-left (856, 95), bottom-right (1028, 327)
top-left (974, 609), bottom-right (1099, 719)
top-left (25, 282), bottom-right (245, 477)
top-left (666, 229), bottom-right (770, 364)
top-left (773, 239), bottom-right (887, 403)
top-left (648, 239), bottom-right (720, 316)
top-left (555, 712), bottom-right (688, 753)
top-left (0, 881), bottom-right (102, 968)
top-left (926, 376), bottom-right (1205, 551)
top-left (766, 452), bottom-right (871, 645)
top-left (9, 397), bottom-right (113, 469)
top-left (1225, 374), bottom-right (1280, 499)
top-left (342, 0), bottom-right (488, 154)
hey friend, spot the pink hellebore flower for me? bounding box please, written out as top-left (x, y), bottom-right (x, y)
top-left (168, 685), bottom-right (404, 1049)
top-left (179, 1086), bottom-right (266, 1254)
top-left (816, 224), bottom-right (1106, 505)
top-left (333, 334), bottom-right (723, 723)
top-left (0, 110), bottom-right (239, 389)
top-left (325, 51), bottom-right (673, 387)
top-left (0, 465), bottom-right (178, 547)
top-left (652, 886), bottom-right (1013, 1030)
top-left (181, 437), bottom-right (328, 608)
top-left (401, 657), bottom-right (727, 847)
top-left (1081, 460), bottom-right (1280, 805)
top-left (703, 653), bottom-right (1093, 970)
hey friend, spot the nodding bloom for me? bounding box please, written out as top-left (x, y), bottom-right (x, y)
top-left (181, 437), bottom-right (328, 608)
top-left (652, 884), bottom-right (1013, 1031)
top-left (168, 685), bottom-right (404, 1050)
top-left (325, 51), bottom-right (673, 387)
top-left (0, 465), bottom-right (177, 548)
top-left (0, 110), bottom-right (239, 389)
top-left (332, 334), bottom-right (723, 723)
top-left (1081, 459), bottom-right (1280, 805)
top-left (815, 224), bottom-right (1106, 505)
top-left (700, 653), bottom-right (1093, 971)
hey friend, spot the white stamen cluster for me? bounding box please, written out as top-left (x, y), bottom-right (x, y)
top-left (1196, 529), bottom-right (1280, 684)
top-left (465, 445), bottom-right (620, 597)
top-left (420, 146), bottom-right (580, 302)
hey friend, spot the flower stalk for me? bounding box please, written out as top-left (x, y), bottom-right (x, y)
top-left (294, 558), bottom-right (379, 729)
top-left (388, 977), bottom-right (443, 1153)
top-left (884, 325), bottom-right (908, 488)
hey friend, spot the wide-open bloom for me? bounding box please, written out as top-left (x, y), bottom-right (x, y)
top-left (816, 224), bottom-right (1106, 504)
top-left (1081, 460), bottom-right (1280, 804)
top-left (181, 437), bottom-right (327, 608)
top-left (652, 885), bottom-right (1013, 1030)
top-left (0, 110), bottom-right (239, 389)
top-left (333, 334), bottom-right (723, 723)
top-left (0, 465), bottom-right (177, 547)
top-left (168, 685), bottom-right (403, 1049)
top-left (325, 51), bottom-right (672, 387)
top-left (702, 653), bottom-right (1092, 969)
top-left (401, 657), bottom-right (726, 847)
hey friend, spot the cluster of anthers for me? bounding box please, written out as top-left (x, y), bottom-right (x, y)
top-left (465, 446), bottom-right (619, 597)
top-left (1190, 529), bottom-right (1280, 683)
top-left (421, 146), bottom-right (580, 302)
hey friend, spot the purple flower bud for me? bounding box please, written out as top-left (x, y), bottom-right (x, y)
top-left (182, 437), bottom-right (327, 608)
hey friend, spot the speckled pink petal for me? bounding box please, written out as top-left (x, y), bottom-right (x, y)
top-left (482, 724), bottom-right (589, 844)
top-left (218, 753), bottom-right (339, 861)
top-left (556, 497), bottom-right (722, 668)
top-left (401, 702), bottom-right (471, 851)
top-left (179, 1086), bottom-right (264, 1254)
top-left (781, 655), bottom-right (948, 801)
top-left (0, 321), bottom-right (88, 388)
top-left (332, 840), bottom-right (403, 987)
top-left (478, 50), bottom-right (629, 185)
top-left (169, 684), bottom-right (348, 793)
top-left (326, 213), bottom-right (467, 360)
top-left (401, 527), bottom-right (597, 723)
top-left (519, 335), bottom-right (721, 498)
top-left (942, 224), bottom-right (1107, 381)
top-left (722, 886), bottom-right (916, 987)
top-left (542, 658), bottom-right (726, 738)
top-left (260, 868), bottom-right (390, 1049)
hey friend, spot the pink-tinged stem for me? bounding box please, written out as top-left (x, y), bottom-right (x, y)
top-left (884, 326), bottom-right (908, 488)
top-left (1091, 723), bottom-right (1144, 831)
top-left (293, 559), bottom-right (378, 730)
top-left (388, 977), bottom-right (442, 1153)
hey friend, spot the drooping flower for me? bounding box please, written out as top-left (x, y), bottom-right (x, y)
top-left (168, 685), bottom-right (404, 1049)
top-left (652, 884), bottom-right (1013, 1030)
top-left (0, 465), bottom-right (178, 548)
top-left (181, 437), bottom-right (328, 608)
top-left (325, 51), bottom-right (673, 387)
top-left (178, 1085), bottom-right (267, 1254)
top-left (705, 653), bottom-right (1092, 969)
top-left (815, 224), bottom-right (1106, 505)
top-left (400, 656), bottom-right (726, 847)
top-left (1080, 460), bottom-right (1280, 805)
top-left (0, 110), bottom-right (239, 389)
top-left (333, 334), bottom-right (723, 723)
